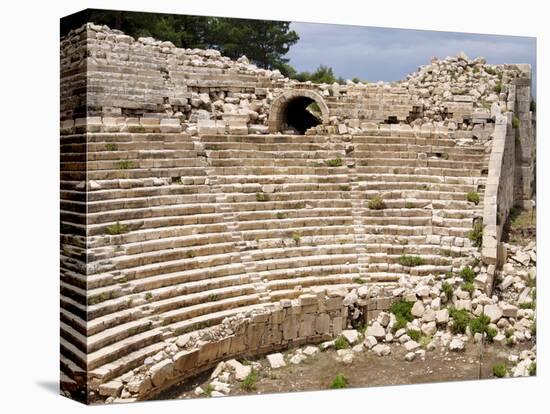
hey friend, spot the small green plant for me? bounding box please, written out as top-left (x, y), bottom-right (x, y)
top-left (462, 282), bottom-right (475, 295)
top-left (466, 191), bottom-right (480, 205)
top-left (460, 266), bottom-right (476, 283)
top-left (292, 232), bottom-right (301, 245)
top-left (292, 202), bottom-right (306, 209)
top-left (353, 277), bottom-right (366, 284)
top-left (442, 281), bottom-right (454, 301)
top-left (330, 373), bottom-right (348, 389)
top-left (485, 67), bottom-right (497, 76)
top-left (469, 314), bottom-right (491, 336)
top-left (116, 160), bottom-right (135, 169)
top-left (494, 81), bottom-right (502, 94)
top-left (367, 196), bottom-right (386, 210)
top-left (519, 301), bottom-right (535, 310)
top-left (390, 300), bottom-right (414, 322)
top-left (106, 221), bottom-right (128, 235)
top-left (468, 221), bottom-right (484, 248)
top-left (105, 143), bottom-right (118, 151)
top-left (203, 384), bottom-right (214, 397)
top-left (145, 292), bottom-right (153, 301)
top-left (528, 362), bottom-right (536, 376)
top-left (334, 336), bottom-right (349, 350)
top-left (504, 328), bottom-right (514, 339)
top-left (276, 212), bottom-right (287, 219)
top-left (339, 185), bottom-right (351, 191)
top-left (398, 255), bottom-right (425, 267)
top-left (492, 363), bottom-right (507, 378)
top-left (473, 66), bottom-right (480, 73)
top-left (126, 298), bottom-right (133, 307)
top-left (404, 202), bottom-right (415, 209)
top-left (449, 307), bottom-right (471, 334)
top-left (406, 329), bottom-right (421, 342)
top-left (171, 176), bottom-right (183, 184)
top-left (256, 192), bottom-right (270, 202)
top-left (186, 250), bottom-right (196, 258)
top-left (512, 116), bottom-right (520, 129)
top-left (207, 294), bottom-right (219, 302)
top-left (486, 327), bottom-right (498, 342)
top-left (392, 315), bottom-right (408, 333)
top-left (325, 157), bottom-right (343, 167)
top-left (506, 337), bottom-right (515, 347)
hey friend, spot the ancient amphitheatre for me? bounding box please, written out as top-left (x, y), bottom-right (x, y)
top-left (60, 22), bottom-right (536, 404)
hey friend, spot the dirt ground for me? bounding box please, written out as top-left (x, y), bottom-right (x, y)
top-left (158, 340), bottom-right (533, 401)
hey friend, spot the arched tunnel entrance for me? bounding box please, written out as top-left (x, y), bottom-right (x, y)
top-left (268, 90), bottom-right (329, 134)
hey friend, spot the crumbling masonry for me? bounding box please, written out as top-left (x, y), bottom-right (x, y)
top-left (60, 23), bottom-right (535, 403)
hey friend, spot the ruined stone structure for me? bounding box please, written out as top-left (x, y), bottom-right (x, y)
top-left (60, 23), bottom-right (535, 403)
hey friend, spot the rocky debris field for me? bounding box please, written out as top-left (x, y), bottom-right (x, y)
top-left (151, 240), bottom-right (537, 402)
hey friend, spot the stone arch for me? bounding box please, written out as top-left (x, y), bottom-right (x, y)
top-left (268, 90), bottom-right (329, 134)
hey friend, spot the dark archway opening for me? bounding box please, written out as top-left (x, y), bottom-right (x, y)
top-left (281, 97), bottom-right (322, 134)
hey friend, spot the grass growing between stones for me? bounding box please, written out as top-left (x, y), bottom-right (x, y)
top-left (324, 158), bottom-right (343, 167)
top-left (116, 160), bottom-right (135, 169)
top-left (367, 196), bottom-right (386, 210)
top-left (256, 193), bottom-right (270, 202)
top-left (466, 191), bottom-right (480, 205)
top-left (241, 370), bottom-right (258, 391)
top-left (334, 336), bottom-right (349, 350)
top-left (406, 329), bottom-right (421, 342)
top-left (105, 143), bottom-right (118, 151)
top-left (398, 255), bottom-right (425, 267)
top-left (460, 266), bottom-right (476, 283)
top-left (106, 221), bottom-right (128, 235)
top-left (468, 221), bottom-right (484, 247)
top-left (442, 281), bottom-right (454, 301)
top-left (330, 373), bottom-right (348, 389)
top-left (449, 307), bottom-right (471, 334)
top-left (390, 299), bottom-right (414, 332)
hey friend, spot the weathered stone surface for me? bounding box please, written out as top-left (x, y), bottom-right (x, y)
top-left (150, 360), bottom-right (174, 387)
top-left (484, 304), bottom-right (503, 323)
top-left (341, 329), bottom-right (359, 344)
top-left (449, 338), bottom-right (465, 352)
top-left (267, 353), bottom-right (286, 369)
top-left (411, 301), bottom-right (425, 317)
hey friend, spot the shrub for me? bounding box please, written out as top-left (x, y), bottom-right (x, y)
top-left (492, 363), bottom-right (507, 378)
top-left (468, 221), bottom-right (483, 248)
top-left (449, 307), bottom-right (471, 334)
top-left (528, 362), bottom-right (536, 376)
top-left (105, 143), bottom-right (118, 151)
top-left (442, 282), bottom-right (454, 301)
top-left (186, 250), bottom-right (196, 258)
top-left (353, 277), bottom-right (366, 284)
top-left (106, 221), bottom-right (128, 235)
top-left (459, 266), bottom-right (476, 283)
top-left (334, 336), bottom-right (349, 350)
top-left (116, 160), bottom-right (135, 169)
top-left (462, 282), bottom-right (475, 295)
top-left (256, 193), bottom-right (270, 202)
top-left (398, 255), bottom-right (425, 267)
top-left (494, 81), bottom-right (502, 94)
top-left (466, 191), bottom-right (480, 205)
top-left (367, 196), bottom-right (386, 210)
top-left (325, 158), bottom-right (343, 167)
top-left (512, 116), bottom-right (520, 129)
top-left (241, 370), bottom-right (258, 391)
top-left (392, 315), bottom-right (408, 333)
top-left (469, 314), bottom-right (491, 335)
top-left (485, 67), bottom-right (497, 76)
top-left (330, 373), bottom-right (348, 389)
top-left (145, 292), bottom-right (153, 301)
top-left (390, 300), bottom-right (414, 322)
top-left (519, 302), bottom-right (535, 310)
top-left (207, 294), bottom-right (219, 302)
top-left (407, 329), bottom-right (421, 342)
top-left (486, 327), bottom-right (498, 342)
top-left (339, 185), bottom-right (351, 191)
top-left (292, 232), bottom-right (301, 245)
top-left (276, 212), bottom-right (287, 219)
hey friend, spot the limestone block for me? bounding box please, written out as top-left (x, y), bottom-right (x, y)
top-left (150, 360), bottom-right (174, 387)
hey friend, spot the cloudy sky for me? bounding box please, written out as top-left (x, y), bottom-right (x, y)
top-left (286, 22), bottom-right (536, 92)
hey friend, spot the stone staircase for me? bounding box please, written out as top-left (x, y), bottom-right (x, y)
top-left (60, 127), bottom-right (488, 395)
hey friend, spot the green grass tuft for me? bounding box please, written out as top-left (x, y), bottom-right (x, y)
top-left (330, 373), bottom-right (348, 389)
top-left (466, 191), bottom-right (480, 205)
top-left (367, 196), bottom-right (386, 210)
top-left (116, 160), bottom-right (135, 169)
top-left (106, 221), bottom-right (128, 235)
top-left (398, 255), bottom-right (425, 267)
top-left (325, 158), bottom-right (343, 167)
top-left (492, 363), bottom-right (507, 378)
top-left (256, 193), bottom-right (270, 202)
top-left (449, 306), bottom-right (471, 334)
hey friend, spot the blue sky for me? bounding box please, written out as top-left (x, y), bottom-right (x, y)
top-left (286, 22), bottom-right (536, 93)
